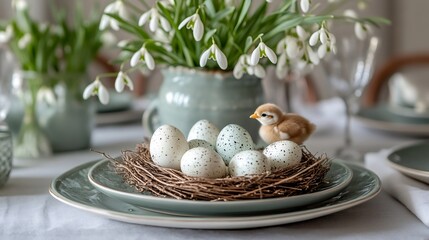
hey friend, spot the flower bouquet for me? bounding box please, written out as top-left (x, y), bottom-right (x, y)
top-left (84, 0), bottom-right (388, 102)
top-left (0, 0), bottom-right (105, 158)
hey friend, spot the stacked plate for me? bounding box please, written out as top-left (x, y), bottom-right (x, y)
top-left (387, 141), bottom-right (429, 184)
top-left (49, 159), bottom-right (381, 229)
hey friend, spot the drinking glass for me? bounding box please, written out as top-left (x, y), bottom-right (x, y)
top-left (0, 130), bottom-right (12, 187)
top-left (0, 48), bottom-right (13, 127)
top-left (323, 36), bottom-right (379, 162)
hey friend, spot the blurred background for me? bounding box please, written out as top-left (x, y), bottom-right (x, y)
top-left (0, 0), bottom-right (427, 101)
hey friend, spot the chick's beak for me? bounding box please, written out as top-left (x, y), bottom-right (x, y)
top-left (249, 113), bottom-right (259, 119)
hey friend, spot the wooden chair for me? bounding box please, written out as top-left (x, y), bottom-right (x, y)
top-left (363, 54), bottom-right (429, 107)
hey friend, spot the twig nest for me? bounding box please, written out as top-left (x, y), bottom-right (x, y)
top-left (113, 143), bottom-right (330, 201)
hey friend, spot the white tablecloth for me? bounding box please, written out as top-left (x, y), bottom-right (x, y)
top-left (1, 100), bottom-right (428, 239)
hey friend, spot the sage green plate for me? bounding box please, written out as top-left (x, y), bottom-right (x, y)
top-left (354, 105), bottom-right (429, 136)
top-left (387, 141), bottom-right (429, 184)
top-left (88, 160), bottom-right (353, 216)
top-left (49, 161), bottom-right (380, 229)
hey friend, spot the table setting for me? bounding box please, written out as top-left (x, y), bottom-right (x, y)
top-left (0, 0), bottom-right (428, 239)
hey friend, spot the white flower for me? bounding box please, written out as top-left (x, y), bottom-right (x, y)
top-left (37, 87), bottom-right (56, 105)
top-left (18, 33), bottom-right (32, 49)
top-left (250, 41), bottom-right (277, 65)
top-left (83, 80), bottom-right (109, 105)
top-left (0, 25), bottom-right (13, 43)
top-left (355, 23), bottom-right (372, 40)
top-left (200, 42), bottom-right (227, 70)
top-left (276, 53), bottom-right (289, 79)
top-left (139, 8), bottom-right (171, 32)
top-left (100, 32), bottom-right (117, 47)
top-left (233, 55), bottom-right (265, 79)
top-left (300, 0), bottom-right (310, 13)
top-left (178, 12), bottom-right (204, 41)
top-left (114, 71), bottom-right (134, 92)
top-left (130, 46), bottom-right (155, 70)
top-left (99, 0), bottom-right (127, 31)
top-left (12, 0), bottom-right (27, 11)
top-left (306, 45), bottom-right (319, 65)
top-left (309, 25), bottom-right (329, 46)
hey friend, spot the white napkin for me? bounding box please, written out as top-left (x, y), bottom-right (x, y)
top-left (365, 149), bottom-right (429, 227)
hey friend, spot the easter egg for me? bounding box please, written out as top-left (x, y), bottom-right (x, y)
top-left (150, 125), bottom-right (189, 170)
top-left (180, 147), bottom-right (227, 179)
top-left (188, 139), bottom-right (214, 149)
top-left (187, 119), bottom-right (220, 146)
top-left (229, 150), bottom-right (270, 177)
top-left (216, 124), bottom-right (255, 165)
top-left (263, 140), bottom-right (302, 171)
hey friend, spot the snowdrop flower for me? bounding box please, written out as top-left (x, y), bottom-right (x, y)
top-left (178, 12), bottom-right (204, 41)
top-left (83, 80), bottom-right (109, 105)
top-left (300, 0), bottom-right (310, 13)
top-left (309, 24), bottom-right (336, 58)
top-left (250, 40), bottom-right (277, 66)
top-left (99, 0), bottom-right (127, 31)
top-left (275, 52), bottom-right (289, 79)
top-left (12, 0), bottom-right (27, 11)
top-left (0, 25), bottom-right (13, 43)
top-left (18, 33), bottom-right (32, 49)
top-left (37, 87), bottom-right (56, 105)
top-left (233, 55), bottom-right (265, 79)
top-left (130, 46), bottom-right (155, 70)
top-left (114, 71), bottom-right (134, 92)
top-left (139, 8), bottom-right (171, 32)
top-left (306, 45), bottom-right (320, 65)
top-left (200, 42), bottom-right (227, 70)
top-left (354, 23), bottom-right (372, 40)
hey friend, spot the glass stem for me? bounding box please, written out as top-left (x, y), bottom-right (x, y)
top-left (343, 97), bottom-right (352, 148)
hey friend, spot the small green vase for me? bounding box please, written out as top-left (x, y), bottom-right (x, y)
top-left (143, 67), bottom-right (265, 140)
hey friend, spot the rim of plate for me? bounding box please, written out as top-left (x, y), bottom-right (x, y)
top-left (48, 161), bottom-right (381, 229)
top-left (387, 143), bottom-right (429, 178)
top-left (87, 159), bottom-right (353, 206)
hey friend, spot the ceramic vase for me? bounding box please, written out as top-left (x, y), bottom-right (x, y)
top-left (143, 67), bottom-right (265, 140)
top-left (6, 71), bottom-right (95, 158)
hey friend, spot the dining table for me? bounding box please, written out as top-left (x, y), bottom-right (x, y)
top-left (0, 97), bottom-right (428, 240)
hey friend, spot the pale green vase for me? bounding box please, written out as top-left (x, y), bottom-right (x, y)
top-left (143, 67), bottom-right (265, 140)
top-left (6, 71), bottom-right (95, 157)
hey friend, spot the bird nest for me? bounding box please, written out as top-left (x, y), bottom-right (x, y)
top-left (111, 143), bottom-right (330, 201)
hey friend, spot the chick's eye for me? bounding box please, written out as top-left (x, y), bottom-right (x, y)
top-left (261, 113), bottom-right (267, 117)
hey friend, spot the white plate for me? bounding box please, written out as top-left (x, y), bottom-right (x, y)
top-left (49, 161), bottom-right (380, 229)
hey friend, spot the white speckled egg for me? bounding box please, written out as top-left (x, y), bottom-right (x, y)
top-left (180, 147), bottom-right (227, 178)
top-left (187, 120), bottom-right (220, 146)
top-left (216, 124), bottom-right (255, 165)
top-left (263, 140), bottom-right (302, 171)
top-left (150, 125), bottom-right (189, 170)
top-left (188, 139), bottom-right (214, 149)
top-left (229, 150), bottom-right (270, 177)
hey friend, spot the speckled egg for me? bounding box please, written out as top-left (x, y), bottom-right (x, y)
top-left (263, 140), bottom-right (302, 171)
top-left (180, 147), bottom-right (227, 178)
top-left (229, 150), bottom-right (270, 177)
top-left (216, 124), bottom-right (255, 165)
top-left (150, 125), bottom-right (189, 170)
top-left (187, 120), bottom-right (220, 146)
top-left (188, 139), bottom-right (214, 149)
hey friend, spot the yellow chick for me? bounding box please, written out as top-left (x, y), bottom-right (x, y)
top-left (250, 103), bottom-right (316, 145)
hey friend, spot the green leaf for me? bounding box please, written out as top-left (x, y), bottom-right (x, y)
top-left (244, 36), bottom-right (253, 52)
top-left (234, 0), bottom-right (252, 32)
top-left (212, 7), bottom-right (235, 22)
top-left (204, 29), bottom-right (217, 43)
